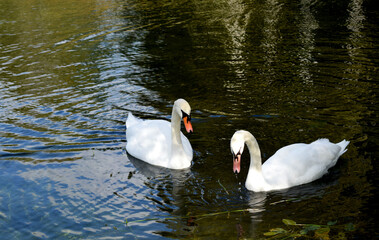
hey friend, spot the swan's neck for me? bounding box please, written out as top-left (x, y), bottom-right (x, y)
top-left (245, 133), bottom-right (269, 191)
top-left (169, 109), bottom-right (191, 169)
top-left (171, 108), bottom-right (183, 148)
top-left (245, 133), bottom-right (262, 171)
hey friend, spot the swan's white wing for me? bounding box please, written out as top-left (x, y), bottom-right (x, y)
top-left (126, 119), bottom-right (172, 167)
top-left (125, 112), bottom-right (143, 128)
top-left (262, 139), bottom-right (343, 189)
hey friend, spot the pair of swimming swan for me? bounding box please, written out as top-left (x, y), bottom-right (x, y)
top-left (125, 99), bottom-right (349, 192)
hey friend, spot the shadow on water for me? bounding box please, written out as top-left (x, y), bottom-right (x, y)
top-left (127, 152), bottom-right (192, 180)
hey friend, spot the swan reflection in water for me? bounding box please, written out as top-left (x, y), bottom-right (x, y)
top-left (126, 152), bottom-right (199, 234)
top-left (127, 151), bottom-right (269, 237)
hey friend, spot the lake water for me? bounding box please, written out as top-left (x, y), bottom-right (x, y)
top-left (0, 0), bottom-right (378, 239)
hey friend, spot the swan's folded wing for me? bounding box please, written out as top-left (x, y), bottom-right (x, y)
top-left (126, 120), bottom-right (171, 165)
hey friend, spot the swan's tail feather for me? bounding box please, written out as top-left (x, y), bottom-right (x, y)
top-left (126, 112), bottom-right (141, 129)
top-left (337, 140), bottom-right (350, 156)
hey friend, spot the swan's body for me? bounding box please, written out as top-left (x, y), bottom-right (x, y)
top-left (231, 130), bottom-right (349, 192)
top-left (126, 99), bottom-right (193, 169)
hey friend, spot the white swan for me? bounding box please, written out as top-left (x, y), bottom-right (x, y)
top-left (230, 130), bottom-right (349, 192)
top-left (126, 99), bottom-right (193, 169)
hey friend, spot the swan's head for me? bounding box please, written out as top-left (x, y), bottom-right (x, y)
top-left (230, 130), bottom-right (246, 174)
top-left (174, 98), bottom-right (193, 133)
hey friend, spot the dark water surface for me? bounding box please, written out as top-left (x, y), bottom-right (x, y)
top-left (1, 0), bottom-right (378, 239)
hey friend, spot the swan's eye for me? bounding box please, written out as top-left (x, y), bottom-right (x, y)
top-left (232, 150), bottom-right (241, 160)
top-left (234, 148), bottom-right (242, 156)
top-left (236, 150), bottom-right (241, 157)
top-left (181, 110), bottom-right (191, 121)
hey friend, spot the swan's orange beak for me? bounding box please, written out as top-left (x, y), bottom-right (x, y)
top-left (183, 116), bottom-right (193, 133)
top-left (233, 154), bottom-right (241, 173)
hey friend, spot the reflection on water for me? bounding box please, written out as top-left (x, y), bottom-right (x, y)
top-left (260, 0), bottom-right (282, 80)
top-left (1, 0), bottom-right (378, 238)
top-left (297, 0), bottom-right (318, 83)
top-left (345, 0), bottom-right (367, 79)
top-left (2, 150), bottom-right (152, 238)
top-left (219, 0), bottom-right (250, 78)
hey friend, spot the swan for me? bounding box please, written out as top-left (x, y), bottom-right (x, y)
top-left (126, 99), bottom-right (193, 169)
top-left (230, 130), bottom-right (349, 192)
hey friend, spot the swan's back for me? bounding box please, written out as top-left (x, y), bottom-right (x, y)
top-left (262, 139), bottom-right (349, 190)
